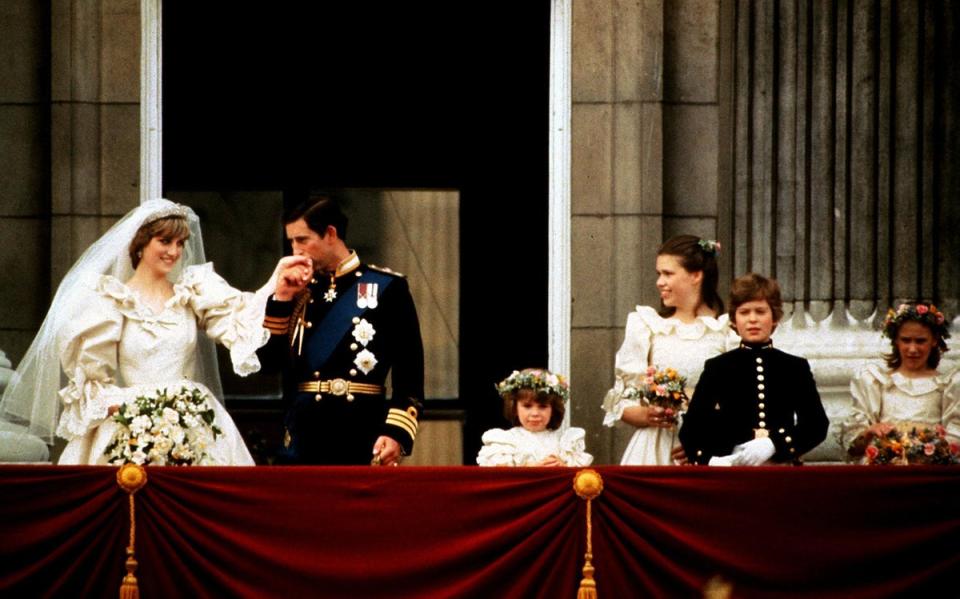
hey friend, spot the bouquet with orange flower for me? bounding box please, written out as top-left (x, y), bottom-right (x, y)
top-left (622, 366), bottom-right (689, 425)
top-left (903, 425), bottom-right (960, 465)
top-left (858, 424), bottom-right (960, 465)
top-left (859, 429), bottom-right (905, 465)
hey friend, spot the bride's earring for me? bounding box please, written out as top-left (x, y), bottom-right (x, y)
top-left (137, 250), bottom-right (142, 258)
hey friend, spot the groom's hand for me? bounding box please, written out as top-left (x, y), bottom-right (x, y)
top-left (274, 255), bottom-right (313, 301)
top-left (371, 436), bottom-right (402, 467)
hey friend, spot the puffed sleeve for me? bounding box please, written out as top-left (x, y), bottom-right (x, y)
top-left (839, 365), bottom-right (886, 450)
top-left (940, 367), bottom-right (960, 443)
top-left (476, 428), bottom-right (521, 466)
top-left (55, 292), bottom-right (126, 440)
top-left (601, 308), bottom-right (653, 426)
top-left (177, 263), bottom-right (271, 376)
top-left (558, 427), bottom-right (593, 467)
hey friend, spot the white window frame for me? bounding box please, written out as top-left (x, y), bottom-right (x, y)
top-left (140, 0), bottom-right (573, 382)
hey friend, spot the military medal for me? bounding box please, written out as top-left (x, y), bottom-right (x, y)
top-left (357, 282), bottom-right (379, 309)
top-left (324, 274), bottom-right (337, 302)
top-left (351, 318), bottom-right (376, 346)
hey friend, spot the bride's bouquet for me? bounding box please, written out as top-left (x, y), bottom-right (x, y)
top-left (104, 386), bottom-right (222, 466)
top-left (861, 424), bottom-right (960, 465)
top-left (622, 366), bottom-right (689, 425)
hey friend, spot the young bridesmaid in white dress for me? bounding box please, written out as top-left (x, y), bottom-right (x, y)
top-left (602, 235), bottom-right (739, 465)
top-left (841, 301), bottom-right (959, 461)
top-left (477, 368), bottom-right (593, 467)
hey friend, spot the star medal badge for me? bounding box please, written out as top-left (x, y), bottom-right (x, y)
top-left (323, 275), bottom-right (337, 302)
top-left (357, 282), bottom-right (379, 309)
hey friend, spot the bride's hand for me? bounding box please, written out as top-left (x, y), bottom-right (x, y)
top-left (274, 256), bottom-right (313, 301)
top-left (866, 422), bottom-right (895, 438)
top-left (622, 405), bottom-right (672, 428)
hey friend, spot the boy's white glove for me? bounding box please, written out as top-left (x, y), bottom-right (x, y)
top-left (708, 454), bottom-right (736, 467)
top-left (732, 437), bottom-right (775, 466)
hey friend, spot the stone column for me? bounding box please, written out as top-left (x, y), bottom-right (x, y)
top-left (50, 0), bottom-right (141, 287)
top-left (570, 0), bottom-right (721, 464)
top-left (0, 1), bottom-right (51, 363)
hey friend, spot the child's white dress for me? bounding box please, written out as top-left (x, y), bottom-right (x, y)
top-left (476, 426), bottom-right (593, 467)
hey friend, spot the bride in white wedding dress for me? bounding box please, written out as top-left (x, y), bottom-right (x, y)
top-left (0, 199), bottom-right (278, 465)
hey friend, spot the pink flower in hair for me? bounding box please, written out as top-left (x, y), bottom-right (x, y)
top-left (916, 305), bottom-right (929, 315)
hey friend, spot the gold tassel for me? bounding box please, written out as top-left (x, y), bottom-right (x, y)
top-left (116, 464), bottom-right (148, 599)
top-left (119, 545), bottom-right (139, 599)
top-left (573, 469), bottom-right (604, 599)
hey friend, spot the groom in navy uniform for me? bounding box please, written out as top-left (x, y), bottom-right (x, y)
top-left (258, 195), bottom-right (424, 465)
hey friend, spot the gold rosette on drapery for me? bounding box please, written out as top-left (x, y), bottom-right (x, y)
top-left (573, 469), bottom-right (603, 599)
top-left (116, 463), bottom-right (147, 599)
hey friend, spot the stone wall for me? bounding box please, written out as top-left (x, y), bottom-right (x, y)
top-left (570, 0), bottom-right (724, 465)
top-left (569, 0), bottom-right (959, 465)
top-left (0, 0), bottom-right (142, 367)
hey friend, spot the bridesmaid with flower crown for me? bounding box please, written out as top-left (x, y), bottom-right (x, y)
top-left (841, 301), bottom-right (960, 462)
top-left (601, 235), bottom-right (739, 465)
top-left (478, 368), bottom-right (592, 467)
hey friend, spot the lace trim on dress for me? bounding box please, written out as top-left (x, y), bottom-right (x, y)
top-left (633, 305), bottom-right (729, 340)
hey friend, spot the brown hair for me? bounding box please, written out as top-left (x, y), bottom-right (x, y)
top-left (657, 234), bottom-right (724, 317)
top-left (728, 272), bottom-right (784, 326)
top-left (129, 216), bottom-right (190, 269)
top-left (884, 315), bottom-right (946, 370)
top-left (503, 388), bottom-right (565, 431)
top-left (284, 194), bottom-right (349, 242)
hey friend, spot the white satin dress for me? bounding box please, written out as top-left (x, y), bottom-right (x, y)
top-left (476, 426), bottom-right (593, 467)
top-left (56, 264), bottom-right (268, 465)
top-left (840, 363), bottom-right (960, 457)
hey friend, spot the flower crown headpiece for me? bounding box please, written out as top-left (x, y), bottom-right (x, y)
top-left (496, 368), bottom-right (570, 403)
top-left (698, 238), bottom-right (721, 256)
top-left (882, 302), bottom-right (951, 348)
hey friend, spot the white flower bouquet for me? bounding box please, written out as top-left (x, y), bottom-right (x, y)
top-left (104, 386), bottom-right (222, 466)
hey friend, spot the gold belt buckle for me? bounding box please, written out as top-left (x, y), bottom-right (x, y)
top-left (329, 378), bottom-right (349, 396)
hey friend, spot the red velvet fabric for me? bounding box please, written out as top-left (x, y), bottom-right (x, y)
top-left (1, 465), bottom-right (957, 598)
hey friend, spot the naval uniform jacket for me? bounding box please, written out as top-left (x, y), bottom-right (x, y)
top-left (258, 255), bottom-right (424, 464)
top-left (678, 342), bottom-right (828, 465)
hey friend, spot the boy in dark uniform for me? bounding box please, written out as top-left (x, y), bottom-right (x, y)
top-left (258, 196), bottom-right (424, 465)
top-left (679, 273), bottom-right (828, 466)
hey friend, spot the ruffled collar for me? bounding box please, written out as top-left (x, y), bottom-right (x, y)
top-left (635, 305), bottom-right (729, 340)
top-left (96, 274), bottom-right (183, 327)
top-left (863, 363), bottom-right (954, 397)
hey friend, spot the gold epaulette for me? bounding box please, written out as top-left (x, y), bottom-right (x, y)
top-left (368, 264), bottom-right (406, 278)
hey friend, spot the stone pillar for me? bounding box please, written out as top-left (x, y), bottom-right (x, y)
top-left (721, 0), bottom-right (960, 322)
top-left (570, 0), bottom-right (721, 464)
top-left (50, 0), bottom-right (141, 287)
top-left (0, 1), bottom-right (51, 364)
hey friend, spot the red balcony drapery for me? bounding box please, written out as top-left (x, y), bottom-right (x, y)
top-left (1, 466), bottom-right (957, 598)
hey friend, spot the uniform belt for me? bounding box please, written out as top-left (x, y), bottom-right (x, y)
top-left (297, 379), bottom-right (385, 397)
